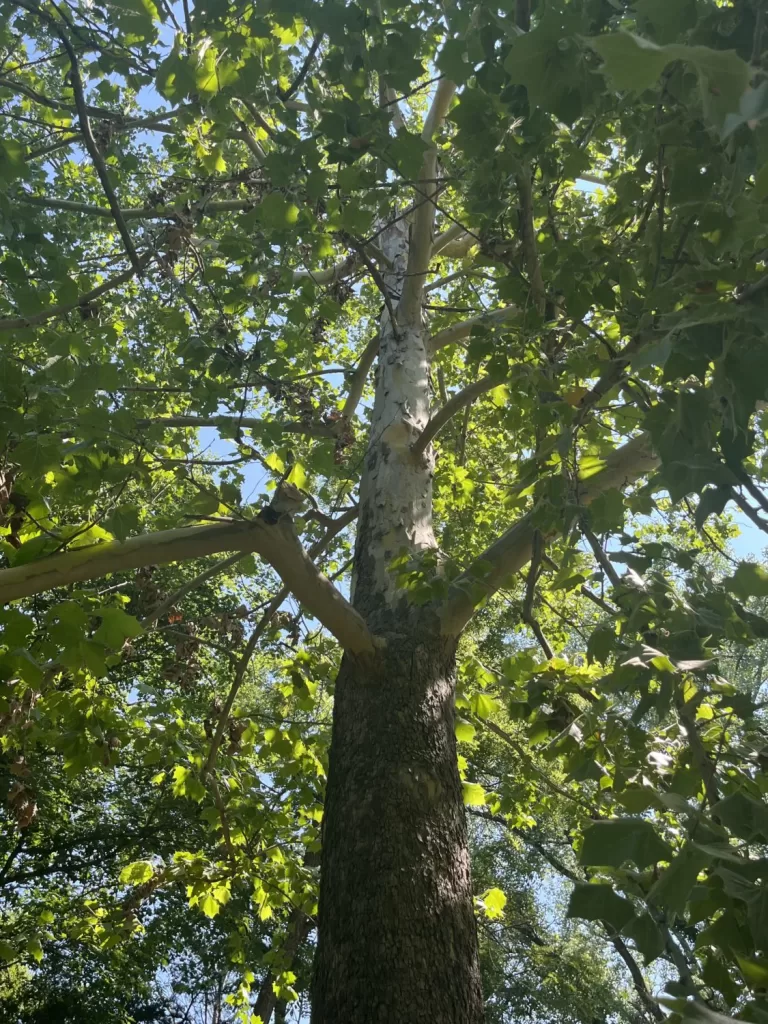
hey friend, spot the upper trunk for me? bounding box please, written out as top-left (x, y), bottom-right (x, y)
top-left (351, 219), bottom-right (437, 623)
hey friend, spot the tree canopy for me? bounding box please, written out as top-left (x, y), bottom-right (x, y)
top-left (1, 0), bottom-right (768, 1021)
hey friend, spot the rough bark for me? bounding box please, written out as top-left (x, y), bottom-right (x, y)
top-left (312, 622), bottom-right (484, 1023)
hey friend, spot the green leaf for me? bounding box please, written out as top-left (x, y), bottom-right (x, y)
top-left (105, 504), bottom-right (141, 542)
top-left (437, 39), bottom-right (471, 85)
top-left (590, 34), bottom-right (750, 125)
top-left (579, 818), bottom-right (673, 870)
top-left (567, 883), bottom-right (636, 931)
top-left (200, 891), bottom-right (222, 918)
top-left (711, 791), bottom-right (768, 842)
top-left (455, 719), bottom-right (476, 743)
top-left (260, 192), bottom-right (300, 230)
top-left (93, 607), bottom-right (143, 648)
top-left (120, 860), bottom-right (155, 884)
top-left (388, 130), bottom-right (429, 181)
top-left (0, 139), bottom-right (27, 182)
top-left (462, 781), bottom-right (487, 806)
top-left (588, 488), bottom-right (625, 533)
top-left (0, 941), bottom-right (14, 962)
top-left (724, 563), bottom-right (768, 600)
top-left (26, 938), bottom-right (43, 963)
top-left (622, 912), bottom-right (665, 964)
top-left (647, 845), bottom-right (711, 916)
top-left (589, 32), bottom-right (669, 93)
top-left (755, 161), bottom-right (768, 202)
top-left (478, 887), bottom-right (507, 920)
top-left (470, 691), bottom-right (499, 719)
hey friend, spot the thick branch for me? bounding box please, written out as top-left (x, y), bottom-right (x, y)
top-left (429, 306), bottom-right (517, 354)
top-left (439, 433), bottom-right (659, 635)
top-left (0, 516), bottom-right (374, 654)
top-left (0, 254), bottom-right (152, 331)
top-left (411, 375), bottom-right (503, 458)
top-left (203, 507), bottom-right (358, 773)
top-left (398, 79), bottom-right (457, 324)
top-left (431, 222), bottom-right (474, 259)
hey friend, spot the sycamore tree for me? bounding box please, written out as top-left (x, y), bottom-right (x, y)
top-left (1, 0), bottom-right (768, 1021)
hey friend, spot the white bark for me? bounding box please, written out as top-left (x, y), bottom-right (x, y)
top-left (351, 218), bottom-right (437, 616)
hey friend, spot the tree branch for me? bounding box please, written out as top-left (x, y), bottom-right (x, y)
top-left (439, 433), bottom-right (659, 635)
top-left (428, 306), bottom-right (518, 354)
top-left (46, 17), bottom-right (142, 272)
top-left (16, 193), bottom-right (262, 220)
top-left (341, 334), bottom-right (379, 419)
top-left (141, 552), bottom-right (245, 628)
top-left (135, 415), bottom-right (339, 440)
top-left (0, 514), bottom-right (374, 653)
top-left (521, 530), bottom-right (554, 659)
top-left (411, 374), bottom-right (503, 458)
top-left (398, 78), bottom-right (457, 325)
top-left (0, 253), bottom-right (152, 331)
top-left (431, 222), bottom-right (474, 259)
top-left (580, 519), bottom-right (623, 591)
top-left (203, 507), bottom-right (358, 773)
top-left (279, 33), bottom-right (324, 101)
top-left (517, 164), bottom-right (546, 314)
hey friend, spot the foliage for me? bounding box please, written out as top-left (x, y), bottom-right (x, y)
top-left (0, 0), bottom-right (767, 1020)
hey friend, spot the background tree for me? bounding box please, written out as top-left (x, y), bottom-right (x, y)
top-left (1, 0), bottom-right (768, 1021)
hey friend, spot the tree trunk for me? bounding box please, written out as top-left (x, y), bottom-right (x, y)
top-left (312, 623), bottom-right (484, 1023)
top-left (312, 205), bottom-right (483, 1021)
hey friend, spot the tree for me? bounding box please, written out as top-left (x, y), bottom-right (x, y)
top-left (1, 0), bottom-right (768, 1021)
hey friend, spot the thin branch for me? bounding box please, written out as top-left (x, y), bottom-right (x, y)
top-left (731, 488), bottom-right (768, 534)
top-left (517, 165), bottom-right (546, 314)
top-left (521, 531), bottom-right (554, 659)
top-left (341, 334), bottom-right (379, 419)
top-left (676, 700), bottom-right (719, 807)
top-left (135, 415), bottom-right (339, 440)
top-left (252, 908), bottom-right (313, 1024)
top-left (412, 375), bottom-right (503, 458)
top-left (439, 433), bottom-right (659, 635)
top-left (0, 253), bottom-right (152, 331)
top-left (580, 519), bottom-right (623, 591)
top-left (0, 512), bottom-right (374, 654)
top-left (16, 193), bottom-right (262, 220)
top-left (428, 305), bottom-right (518, 354)
top-left (543, 554), bottom-right (620, 616)
top-left (46, 16), bottom-right (142, 272)
top-left (203, 508), bottom-right (357, 773)
top-left (348, 237), bottom-right (400, 340)
top-left (398, 78), bottom-right (457, 325)
top-left (279, 33), bottom-right (324, 101)
top-left (141, 553), bottom-right (245, 628)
